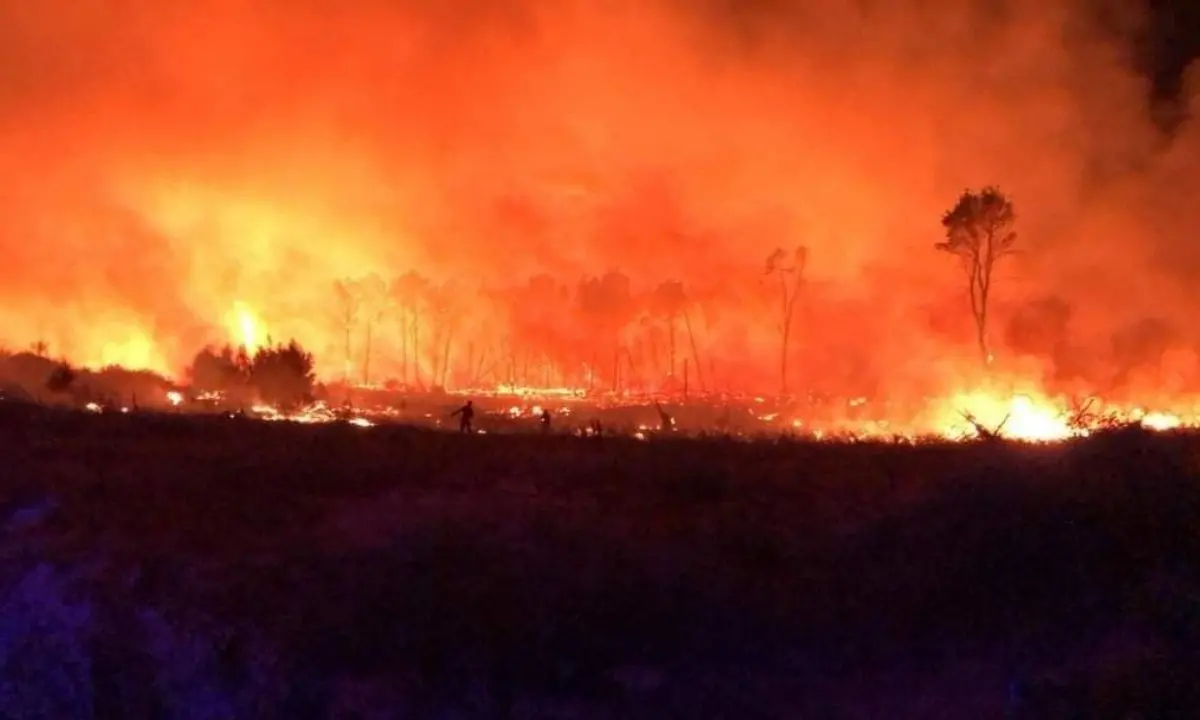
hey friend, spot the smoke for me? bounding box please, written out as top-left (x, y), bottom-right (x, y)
top-left (0, 0), bottom-right (1195, 393)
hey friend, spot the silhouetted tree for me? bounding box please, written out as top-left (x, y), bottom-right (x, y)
top-left (937, 186), bottom-right (1017, 363)
top-left (651, 281), bottom-right (685, 388)
top-left (189, 345), bottom-right (243, 394)
top-left (357, 273), bottom-right (388, 386)
top-left (427, 279), bottom-right (465, 389)
top-left (578, 271), bottom-right (633, 391)
top-left (650, 280), bottom-right (704, 393)
top-left (390, 271), bottom-right (430, 388)
top-left (503, 274), bottom-right (570, 387)
top-left (248, 341), bottom-right (315, 409)
top-left (765, 246), bottom-right (807, 397)
top-left (333, 278), bottom-right (363, 382)
top-left (29, 340), bottom-right (48, 358)
top-left (46, 363), bottom-right (76, 394)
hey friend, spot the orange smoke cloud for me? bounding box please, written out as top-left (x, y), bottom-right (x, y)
top-left (0, 0), bottom-right (1196, 397)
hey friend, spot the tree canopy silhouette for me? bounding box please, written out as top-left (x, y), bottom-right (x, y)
top-left (45, 363), bottom-right (76, 394)
top-left (189, 345), bottom-right (246, 394)
top-left (248, 340), bottom-right (316, 409)
top-left (937, 186), bottom-right (1017, 363)
top-left (187, 341), bottom-right (313, 408)
top-left (765, 245), bottom-right (807, 397)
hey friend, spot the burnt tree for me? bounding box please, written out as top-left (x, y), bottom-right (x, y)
top-left (765, 246), bottom-right (807, 397)
top-left (937, 186), bottom-right (1017, 364)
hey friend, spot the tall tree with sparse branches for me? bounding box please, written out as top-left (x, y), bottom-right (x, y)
top-left (765, 245), bottom-right (807, 397)
top-left (357, 273), bottom-right (388, 386)
top-left (936, 186), bottom-right (1017, 364)
top-left (333, 278), bottom-right (362, 382)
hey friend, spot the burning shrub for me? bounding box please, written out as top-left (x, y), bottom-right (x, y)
top-left (248, 341), bottom-right (315, 410)
top-left (189, 345), bottom-right (249, 395)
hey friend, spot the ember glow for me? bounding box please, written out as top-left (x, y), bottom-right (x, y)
top-left (2, 1), bottom-right (1199, 430)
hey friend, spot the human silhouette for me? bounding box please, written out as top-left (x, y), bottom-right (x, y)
top-left (450, 400), bottom-right (475, 433)
top-left (539, 408), bottom-right (552, 434)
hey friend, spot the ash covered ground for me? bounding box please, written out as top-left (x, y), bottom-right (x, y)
top-left (1, 401), bottom-right (1198, 718)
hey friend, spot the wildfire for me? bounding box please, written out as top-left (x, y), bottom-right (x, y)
top-left (85, 328), bottom-right (170, 374)
top-left (250, 401), bottom-right (374, 427)
top-left (1140, 411), bottom-right (1182, 431)
top-left (936, 392), bottom-right (1073, 442)
top-left (477, 385), bottom-right (587, 399)
top-left (56, 379), bottom-right (1200, 443)
top-left (739, 386), bottom-right (1198, 443)
top-left (227, 302), bottom-right (265, 354)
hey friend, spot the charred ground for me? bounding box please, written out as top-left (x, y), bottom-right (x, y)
top-left (2, 403), bottom-right (1199, 717)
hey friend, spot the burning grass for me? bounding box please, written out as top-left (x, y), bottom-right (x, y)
top-left (1, 402), bottom-right (1199, 716)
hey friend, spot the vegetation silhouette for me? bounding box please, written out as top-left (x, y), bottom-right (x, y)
top-left (936, 186), bottom-right (1018, 365)
top-left (764, 245), bottom-right (807, 397)
top-left (188, 340), bottom-right (315, 409)
top-left (0, 407), bottom-right (1197, 716)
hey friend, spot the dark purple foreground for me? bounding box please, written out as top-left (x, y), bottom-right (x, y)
top-left (1, 401), bottom-right (1197, 718)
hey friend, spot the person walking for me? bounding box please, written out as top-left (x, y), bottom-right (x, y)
top-left (450, 400), bottom-right (475, 433)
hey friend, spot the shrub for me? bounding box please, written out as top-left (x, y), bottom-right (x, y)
top-left (188, 346), bottom-right (247, 395)
top-left (248, 341), bottom-right (315, 410)
top-left (45, 363), bottom-right (76, 394)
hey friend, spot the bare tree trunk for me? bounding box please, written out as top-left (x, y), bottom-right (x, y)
top-left (470, 344), bottom-right (493, 386)
top-left (400, 310), bottom-right (409, 386)
top-left (779, 276), bottom-right (791, 398)
top-left (612, 346), bottom-right (621, 393)
top-left (969, 261), bottom-right (991, 365)
top-left (668, 318), bottom-right (676, 389)
top-left (781, 321), bottom-right (791, 397)
top-left (648, 330), bottom-right (662, 387)
top-left (362, 320), bottom-right (373, 386)
top-left (344, 325), bottom-right (352, 384)
top-left (976, 319), bottom-right (989, 364)
top-left (683, 311), bottom-right (705, 392)
top-left (411, 316), bottom-right (422, 390)
top-left (624, 348), bottom-right (638, 396)
top-left (441, 330), bottom-right (453, 388)
top-left (511, 347), bottom-right (519, 386)
top-left (778, 271), bottom-right (804, 398)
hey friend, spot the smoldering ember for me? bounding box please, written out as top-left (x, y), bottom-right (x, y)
top-left (2, 0), bottom-right (1199, 717)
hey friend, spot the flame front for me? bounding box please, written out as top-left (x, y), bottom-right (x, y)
top-left (934, 392), bottom-right (1073, 442)
top-left (227, 302), bottom-right (264, 354)
top-left (2, 0), bottom-right (1200, 433)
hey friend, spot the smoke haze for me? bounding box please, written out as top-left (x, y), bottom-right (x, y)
top-left (0, 0), bottom-right (1197, 395)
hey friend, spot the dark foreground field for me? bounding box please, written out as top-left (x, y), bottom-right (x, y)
top-left (1, 403), bottom-right (1199, 718)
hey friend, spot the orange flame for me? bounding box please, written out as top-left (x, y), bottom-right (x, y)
top-left (226, 302), bottom-right (264, 354)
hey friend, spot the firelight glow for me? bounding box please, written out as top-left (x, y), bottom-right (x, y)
top-left (228, 302), bottom-right (264, 354)
top-left (1, 0), bottom-right (1199, 434)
